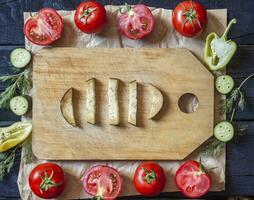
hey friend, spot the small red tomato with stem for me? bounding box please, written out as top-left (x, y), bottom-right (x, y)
top-left (172, 0), bottom-right (207, 37)
top-left (133, 162), bottom-right (166, 196)
top-left (29, 162), bottom-right (65, 199)
top-left (175, 160), bottom-right (211, 198)
top-left (24, 8), bottom-right (63, 46)
top-left (74, 1), bottom-right (107, 34)
top-left (83, 165), bottom-right (123, 200)
top-left (118, 4), bottom-right (155, 40)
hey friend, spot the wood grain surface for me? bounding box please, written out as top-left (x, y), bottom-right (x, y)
top-left (0, 0), bottom-right (254, 197)
top-left (32, 48), bottom-right (214, 160)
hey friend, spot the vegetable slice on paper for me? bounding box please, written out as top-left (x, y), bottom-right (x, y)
top-left (128, 81), bottom-right (137, 125)
top-left (214, 121), bottom-right (234, 142)
top-left (10, 48), bottom-right (31, 68)
top-left (0, 122), bottom-right (32, 152)
top-left (204, 19), bottom-right (237, 71)
top-left (60, 88), bottom-right (77, 127)
top-left (86, 78), bottom-right (96, 124)
top-left (108, 78), bottom-right (120, 125)
top-left (148, 83), bottom-right (164, 119)
top-left (215, 75), bottom-right (234, 94)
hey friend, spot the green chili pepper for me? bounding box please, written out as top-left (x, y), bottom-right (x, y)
top-left (204, 18), bottom-right (237, 71)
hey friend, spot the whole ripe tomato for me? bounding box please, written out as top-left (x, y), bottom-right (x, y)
top-left (175, 160), bottom-right (211, 198)
top-left (133, 162), bottom-right (166, 196)
top-left (172, 0), bottom-right (207, 37)
top-left (24, 8), bottom-right (63, 45)
top-left (29, 162), bottom-right (65, 199)
top-left (83, 165), bottom-right (122, 200)
top-left (118, 4), bottom-right (155, 40)
top-left (74, 1), bottom-right (107, 34)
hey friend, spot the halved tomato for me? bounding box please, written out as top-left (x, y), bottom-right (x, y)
top-left (118, 4), bottom-right (155, 40)
top-left (24, 8), bottom-right (63, 46)
top-left (83, 165), bottom-right (122, 200)
top-left (175, 160), bottom-right (211, 198)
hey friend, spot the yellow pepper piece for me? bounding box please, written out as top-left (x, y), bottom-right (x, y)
top-left (0, 122), bottom-right (32, 152)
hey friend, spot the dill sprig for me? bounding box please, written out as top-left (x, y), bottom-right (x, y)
top-left (0, 70), bottom-right (32, 109)
top-left (0, 146), bottom-right (18, 181)
top-left (221, 73), bottom-right (254, 121)
top-left (201, 138), bottom-right (225, 157)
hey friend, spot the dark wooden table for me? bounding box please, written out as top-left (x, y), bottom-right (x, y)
top-left (0, 0), bottom-right (254, 199)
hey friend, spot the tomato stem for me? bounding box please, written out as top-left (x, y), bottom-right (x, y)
top-left (181, 0), bottom-right (202, 32)
top-left (39, 170), bottom-right (62, 193)
top-left (80, 7), bottom-right (97, 21)
top-left (142, 167), bottom-right (157, 184)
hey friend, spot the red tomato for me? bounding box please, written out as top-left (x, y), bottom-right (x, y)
top-left (175, 160), bottom-right (211, 198)
top-left (83, 165), bottom-right (122, 200)
top-left (24, 8), bottom-right (63, 45)
top-left (118, 4), bottom-right (155, 40)
top-left (133, 162), bottom-right (166, 196)
top-left (29, 162), bottom-right (65, 199)
top-left (74, 1), bottom-right (107, 34)
top-left (172, 1), bottom-right (207, 37)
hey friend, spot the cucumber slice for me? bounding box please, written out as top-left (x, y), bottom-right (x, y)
top-left (215, 75), bottom-right (234, 94)
top-left (9, 96), bottom-right (29, 116)
top-left (10, 48), bottom-right (31, 68)
top-left (214, 121), bottom-right (234, 142)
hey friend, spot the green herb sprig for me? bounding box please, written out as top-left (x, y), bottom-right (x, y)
top-left (221, 73), bottom-right (254, 122)
top-left (202, 138), bottom-right (225, 157)
top-left (0, 70), bottom-right (32, 109)
top-left (0, 146), bottom-right (18, 181)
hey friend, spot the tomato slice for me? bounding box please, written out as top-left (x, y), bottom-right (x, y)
top-left (118, 4), bottom-right (155, 40)
top-left (24, 8), bottom-right (63, 46)
top-left (83, 165), bottom-right (122, 200)
top-left (175, 161), bottom-right (211, 198)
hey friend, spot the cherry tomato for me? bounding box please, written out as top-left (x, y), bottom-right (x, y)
top-left (29, 162), bottom-right (65, 199)
top-left (172, 1), bottom-right (207, 37)
top-left (74, 1), bottom-right (107, 34)
top-left (133, 162), bottom-right (166, 196)
top-left (118, 4), bottom-right (155, 40)
top-left (83, 165), bottom-right (122, 200)
top-left (175, 160), bottom-right (211, 198)
top-left (24, 8), bottom-right (63, 46)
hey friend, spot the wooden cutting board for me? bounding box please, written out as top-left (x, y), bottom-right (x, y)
top-left (32, 48), bottom-right (214, 160)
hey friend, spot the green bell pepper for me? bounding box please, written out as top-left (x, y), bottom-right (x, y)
top-left (204, 18), bottom-right (237, 71)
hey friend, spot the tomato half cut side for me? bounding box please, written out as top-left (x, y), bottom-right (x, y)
top-left (118, 4), bottom-right (155, 40)
top-left (83, 165), bottom-right (123, 200)
top-left (175, 160), bottom-right (211, 198)
top-left (24, 8), bottom-right (63, 46)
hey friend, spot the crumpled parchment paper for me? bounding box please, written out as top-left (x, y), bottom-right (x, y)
top-left (18, 6), bottom-right (227, 200)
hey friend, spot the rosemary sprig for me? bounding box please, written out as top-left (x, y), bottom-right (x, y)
top-left (201, 138), bottom-right (225, 157)
top-left (0, 146), bottom-right (19, 181)
top-left (0, 70), bottom-right (32, 109)
top-left (221, 73), bottom-right (254, 121)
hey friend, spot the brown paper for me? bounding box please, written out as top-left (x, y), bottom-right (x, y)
top-left (18, 6), bottom-right (227, 200)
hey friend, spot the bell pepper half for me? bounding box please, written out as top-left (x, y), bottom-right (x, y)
top-left (204, 18), bottom-right (237, 71)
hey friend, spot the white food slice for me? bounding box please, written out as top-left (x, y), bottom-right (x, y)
top-left (128, 81), bottom-right (137, 126)
top-left (86, 78), bottom-right (96, 124)
top-left (108, 78), bottom-right (119, 125)
top-left (148, 83), bottom-right (164, 119)
top-left (60, 88), bottom-right (77, 127)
